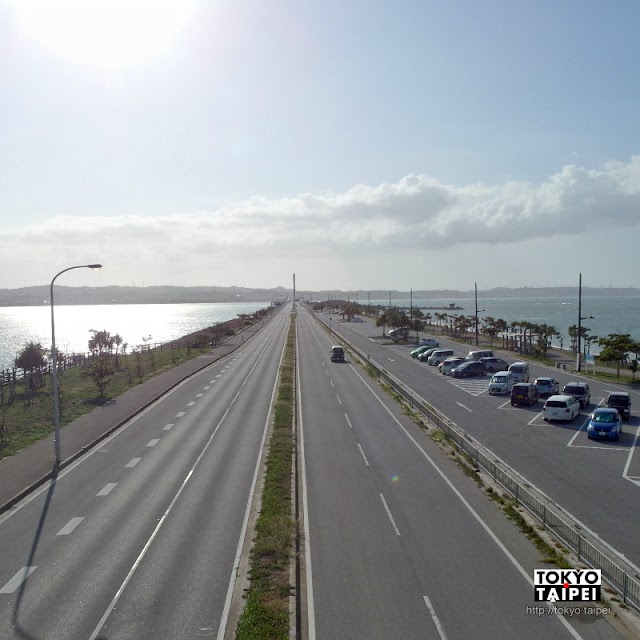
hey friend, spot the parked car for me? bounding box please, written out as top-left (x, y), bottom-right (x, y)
top-left (534, 377), bottom-right (560, 397)
top-left (330, 345), bottom-right (345, 362)
top-left (480, 357), bottom-right (510, 373)
top-left (587, 407), bottom-right (623, 440)
top-left (606, 392), bottom-right (631, 421)
top-left (351, 317), bottom-right (364, 323)
top-left (427, 349), bottom-right (455, 366)
top-left (388, 327), bottom-right (411, 340)
top-left (465, 349), bottom-right (494, 362)
top-left (542, 395), bottom-right (580, 422)
top-left (562, 382), bottom-right (591, 408)
top-left (451, 361), bottom-right (487, 378)
top-left (410, 346), bottom-right (430, 358)
top-left (511, 383), bottom-right (538, 407)
top-left (439, 357), bottom-right (465, 376)
top-left (508, 361), bottom-right (530, 383)
top-left (418, 337), bottom-right (439, 347)
top-left (417, 348), bottom-right (440, 362)
top-left (489, 371), bottom-right (515, 395)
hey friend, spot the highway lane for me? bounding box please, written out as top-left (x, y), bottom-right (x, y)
top-left (318, 312), bottom-right (640, 569)
top-left (0, 306), bottom-right (291, 640)
top-left (298, 307), bottom-right (624, 640)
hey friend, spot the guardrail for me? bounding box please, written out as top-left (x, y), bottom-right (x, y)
top-left (319, 314), bottom-right (640, 614)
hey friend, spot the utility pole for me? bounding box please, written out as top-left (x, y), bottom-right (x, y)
top-left (293, 273), bottom-right (296, 305)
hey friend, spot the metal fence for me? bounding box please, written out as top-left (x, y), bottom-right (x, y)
top-left (324, 318), bottom-right (640, 613)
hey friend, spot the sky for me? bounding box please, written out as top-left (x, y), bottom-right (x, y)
top-left (1, 0), bottom-right (640, 293)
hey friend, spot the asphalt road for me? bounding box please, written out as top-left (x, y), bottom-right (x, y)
top-left (0, 309), bottom-right (291, 640)
top-left (297, 307), bottom-right (627, 640)
top-left (318, 312), bottom-right (640, 570)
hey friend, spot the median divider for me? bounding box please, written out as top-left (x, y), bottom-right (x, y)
top-left (316, 313), bottom-right (640, 615)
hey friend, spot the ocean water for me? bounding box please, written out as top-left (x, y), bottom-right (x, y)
top-left (367, 295), bottom-right (640, 353)
top-left (0, 302), bottom-right (267, 371)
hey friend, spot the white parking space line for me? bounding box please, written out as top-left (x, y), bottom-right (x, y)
top-left (146, 439), bottom-right (160, 447)
top-left (125, 458), bottom-right (142, 468)
top-left (57, 517), bottom-right (84, 536)
top-left (0, 567), bottom-right (37, 594)
top-left (423, 596), bottom-right (448, 640)
top-left (379, 493), bottom-right (401, 536)
top-left (527, 412), bottom-right (543, 426)
top-left (97, 483), bottom-right (117, 496)
top-left (623, 426), bottom-right (640, 487)
top-left (163, 423), bottom-right (174, 431)
top-left (567, 419), bottom-right (588, 447)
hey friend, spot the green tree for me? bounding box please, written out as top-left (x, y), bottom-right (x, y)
top-left (597, 333), bottom-right (635, 377)
top-left (375, 312), bottom-right (388, 336)
top-left (532, 323), bottom-right (558, 358)
top-left (86, 329), bottom-right (116, 400)
top-left (15, 342), bottom-right (47, 405)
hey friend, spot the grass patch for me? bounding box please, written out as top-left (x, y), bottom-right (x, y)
top-left (236, 314), bottom-right (296, 640)
top-left (0, 344), bottom-right (210, 458)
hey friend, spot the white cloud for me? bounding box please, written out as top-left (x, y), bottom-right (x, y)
top-left (2, 156), bottom-right (640, 288)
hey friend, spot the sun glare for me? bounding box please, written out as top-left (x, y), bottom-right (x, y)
top-left (11, 0), bottom-right (194, 71)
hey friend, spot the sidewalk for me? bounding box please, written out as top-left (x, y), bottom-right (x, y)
top-left (0, 323), bottom-right (264, 515)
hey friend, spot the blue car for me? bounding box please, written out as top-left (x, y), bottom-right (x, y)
top-left (586, 408), bottom-right (622, 441)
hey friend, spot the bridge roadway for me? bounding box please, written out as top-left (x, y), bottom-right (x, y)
top-left (0, 307), bottom-right (291, 640)
top-left (318, 311), bottom-right (640, 571)
top-left (297, 306), bottom-right (629, 640)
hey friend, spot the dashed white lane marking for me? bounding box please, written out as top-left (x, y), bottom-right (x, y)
top-left (147, 439), bottom-right (160, 447)
top-left (423, 596), bottom-right (448, 640)
top-left (357, 443), bottom-right (370, 466)
top-left (196, 393), bottom-right (204, 397)
top-left (125, 458), bottom-right (142, 468)
top-left (187, 401), bottom-right (196, 407)
top-left (163, 424), bottom-right (174, 431)
top-left (97, 483), bottom-right (117, 496)
top-left (176, 412), bottom-right (186, 418)
top-left (379, 493), bottom-right (400, 536)
top-left (345, 414), bottom-right (353, 429)
top-left (57, 517), bottom-right (84, 536)
top-left (336, 394), bottom-right (342, 405)
top-left (0, 567), bottom-right (37, 594)
top-left (204, 386), bottom-right (211, 390)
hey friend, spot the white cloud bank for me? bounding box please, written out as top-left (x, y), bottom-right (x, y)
top-left (2, 156), bottom-right (640, 288)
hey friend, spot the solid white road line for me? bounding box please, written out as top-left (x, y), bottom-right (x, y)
top-left (57, 517), bottom-right (84, 536)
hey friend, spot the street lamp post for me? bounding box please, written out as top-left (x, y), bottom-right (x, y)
top-left (576, 273), bottom-right (594, 372)
top-left (51, 264), bottom-right (102, 467)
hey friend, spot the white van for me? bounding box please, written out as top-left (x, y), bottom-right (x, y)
top-left (488, 371), bottom-right (515, 395)
top-left (427, 349), bottom-right (455, 365)
top-left (466, 349), bottom-right (494, 361)
top-left (508, 361), bottom-right (530, 382)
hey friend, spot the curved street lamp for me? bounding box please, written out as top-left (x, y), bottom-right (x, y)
top-left (51, 264), bottom-right (102, 467)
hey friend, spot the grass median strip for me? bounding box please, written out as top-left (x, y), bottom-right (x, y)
top-left (235, 314), bottom-right (296, 640)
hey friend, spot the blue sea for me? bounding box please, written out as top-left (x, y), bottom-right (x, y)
top-left (367, 295), bottom-right (640, 354)
top-left (0, 302), bottom-right (267, 371)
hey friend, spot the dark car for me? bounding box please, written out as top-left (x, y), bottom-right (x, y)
top-left (479, 357), bottom-right (510, 373)
top-left (606, 392), bottom-right (631, 421)
top-left (562, 382), bottom-right (591, 408)
top-left (511, 383), bottom-right (538, 407)
top-left (330, 345), bottom-right (345, 362)
top-left (451, 361), bottom-right (487, 378)
top-left (417, 347), bottom-right (439, 362)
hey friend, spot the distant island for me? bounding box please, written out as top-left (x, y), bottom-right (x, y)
top-left (1, 284), bottom-right (639, 307)
top-left (0, 285), bottom-right (290, 307)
